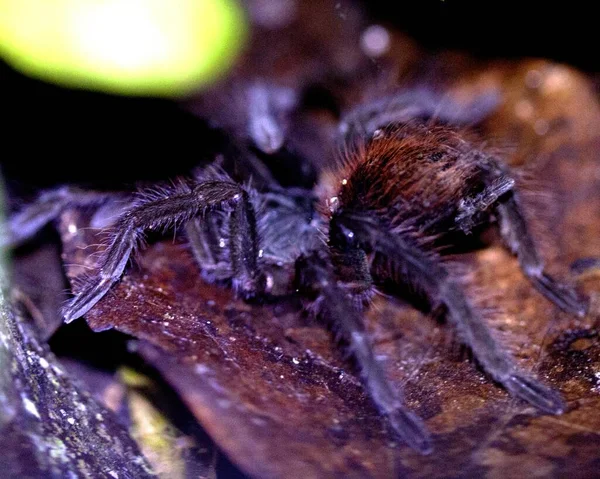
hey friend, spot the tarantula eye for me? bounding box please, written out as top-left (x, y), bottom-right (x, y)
top-left (260, 264), bottom-right (294, 297)
top-left (343, 227), bottom-right (355, 240)
top-left (330, 220), bottom-right (357, 248)
top-left (327, 196), bottom-right (340, 213)
top-left (265, 273), bottom-right (275, 292)
top-left (372, 128), bottom-right (384, 140)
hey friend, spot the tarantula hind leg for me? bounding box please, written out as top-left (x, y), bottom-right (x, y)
top-left (455, 175), bottom-right (515, 234)
top-left (334, 213), bottom-right (565, 415)
top-left (295, 252), bottom-right (433, 454)
top-left (62, 181), bottom-right (262, 323)
top-left (496, 192), bottom-right (588, 317)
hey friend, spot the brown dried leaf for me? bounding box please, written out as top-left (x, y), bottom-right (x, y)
top-left (57, 59), bottom-right (600, 478)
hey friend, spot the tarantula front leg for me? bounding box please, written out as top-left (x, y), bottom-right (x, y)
top-left (1, 186), bottom-right (117, 248)
top-left (63, 181), bottom-right (262, 322)
top-left (334, 213), bottom-right (565, 415)
top-left (496, 192), bottom-right (588, 317)
top-left (295, 252), bottom-right (432, 454)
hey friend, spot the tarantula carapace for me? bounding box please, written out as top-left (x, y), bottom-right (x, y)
top-left (4, 85), bottom-right (588, 454)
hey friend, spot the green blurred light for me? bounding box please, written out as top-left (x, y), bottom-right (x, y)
top-left (0, 0), bottom-right (247, 97)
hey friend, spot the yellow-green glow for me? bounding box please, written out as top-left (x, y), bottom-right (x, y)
top-left (0, 0), bottom-right (247, 96)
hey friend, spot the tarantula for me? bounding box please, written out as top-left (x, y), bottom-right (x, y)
top-left (4, 84), bottom-right (588, 454)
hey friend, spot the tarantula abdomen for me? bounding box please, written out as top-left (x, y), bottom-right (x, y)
top-left (328, 123), bottom-right (505, 237)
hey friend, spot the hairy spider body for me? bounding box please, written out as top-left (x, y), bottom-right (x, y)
top-left (329, 123), bottom-right (487, 232)
top-left (4, 87), bottom-right (588, 455)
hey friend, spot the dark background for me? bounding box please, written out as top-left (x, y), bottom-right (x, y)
top-left (366, 1), bottom-right (592, 70)
top-left (1, 0), bottom-right (595, 191)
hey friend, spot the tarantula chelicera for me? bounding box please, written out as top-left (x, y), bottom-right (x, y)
top-left (5, 84), bottom-right (588, 454)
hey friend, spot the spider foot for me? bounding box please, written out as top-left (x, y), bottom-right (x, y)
top-left (532, 273), bottom-right (588, 318)
top-left (503, 374), bottom-right (565, 414)
top-left (62, 277), bottom-right (113, 323)
top-left (387, 406), bottom-right (433, 455)
top-left (570, 257), bottom-right (600, 275)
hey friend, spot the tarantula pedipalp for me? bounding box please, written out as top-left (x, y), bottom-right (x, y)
top-left (5, 89), bottom-right (588, 455)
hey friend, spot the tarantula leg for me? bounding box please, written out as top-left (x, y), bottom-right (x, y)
top-left (456, 175), bottom-right (515, 234)
top-left (295, 253), bottom-right (432, 454)
top-left (334, 214), bottom-right (565, 415)
top-left (185, 217), bottom-right (232, 281)
top-left (227, 185), bottom-right (262, 294)
top-left (496, 193), bottom-right (588, 317)
top-left (63, 181), bottom-right (261, 322)
top-left (571, 257), bottom-right (600, 275)
top-left (339, 88), bottom-right (500, 141)
top-left (246, 82), bottom-right (297, 154)
top-left (1, 187), bottom-right (116, 248)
